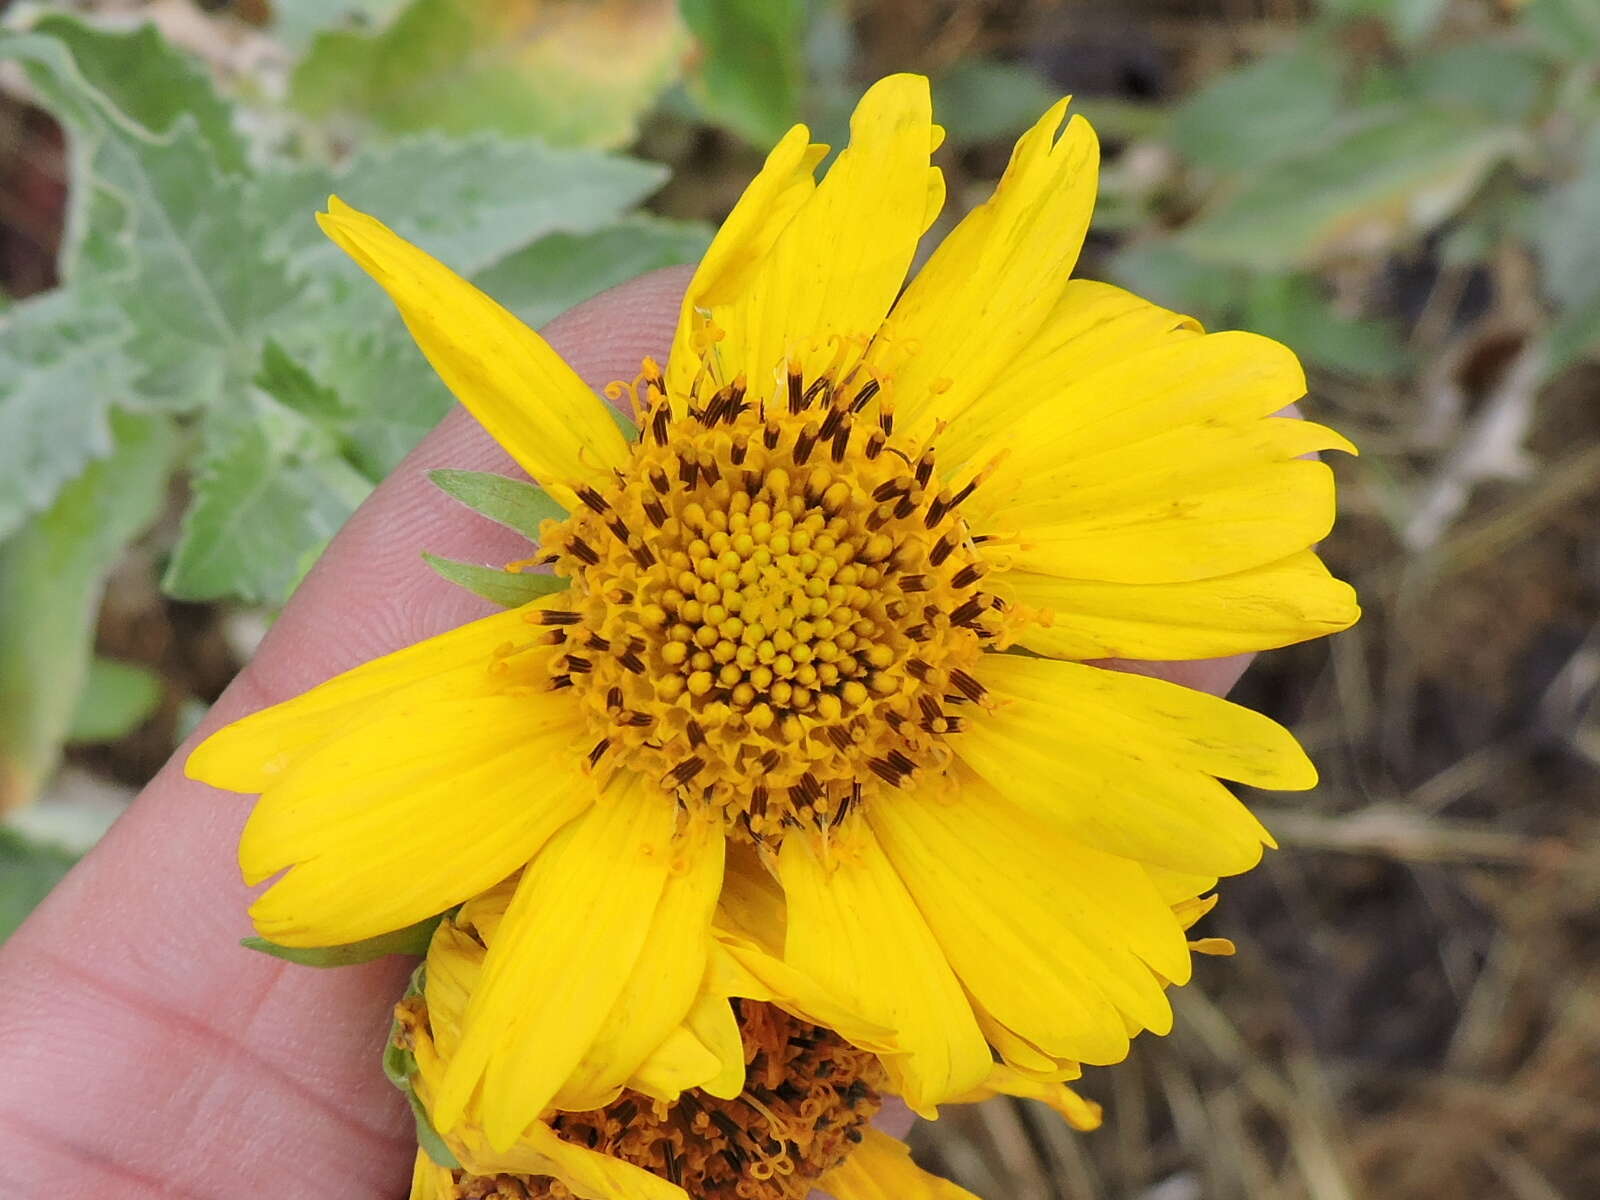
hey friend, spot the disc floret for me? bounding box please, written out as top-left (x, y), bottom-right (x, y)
top-left (530, 357), bottom-right (1005, 842)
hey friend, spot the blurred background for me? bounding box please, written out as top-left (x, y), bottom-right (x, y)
top-left (1, 0), bottom-right (1597, 1196)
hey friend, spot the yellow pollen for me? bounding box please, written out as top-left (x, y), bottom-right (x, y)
top-left (534, 360), bottom-right (1006, 843)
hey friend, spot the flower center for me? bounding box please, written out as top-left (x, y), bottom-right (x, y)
top-left (531, 358), bottom-right (1004, 842)
top-left (445, 1001), bottom-right (885, 1200)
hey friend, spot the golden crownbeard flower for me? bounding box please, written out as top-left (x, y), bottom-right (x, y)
top-left (188, 73), bottom-right (1358, 1148)
top-left (395, 877), bottom-right (1106, 1200)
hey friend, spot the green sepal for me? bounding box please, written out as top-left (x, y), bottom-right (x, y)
top-left (428, 468), bottom-right (563, 540)
top-left (383, 965), bottom-right (463, 1170)
top-left (241, 914), bottom-right (443, 967)
top-left (422, 552), bottom-right (566, 608)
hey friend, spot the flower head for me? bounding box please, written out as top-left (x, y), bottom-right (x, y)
top-left (396, 882), bottom-right (1100, 1200)
top-left (189, 73), bottom-right (1357, 1149)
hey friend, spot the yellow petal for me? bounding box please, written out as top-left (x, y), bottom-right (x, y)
top-left (818, 1128), bottom-right (980, 1200)
top-left (319, 198), bottom-right (627, 507)
top-left (407, 1149), bottom-right (453, 1200)
top-left (953, 1064), bottom-right (1104, 1132)
top-left (998, 549), bottom-right (1360, 660)
top-left (974, 419), bottom-right (1348, 585)
top-left (421, 919), bottom-right (487, 1065)
top-left (451, 1124), bottom-right (689, 1200)
top-left (714, 74), bottom-right (941, 388)
top-left (710, 931), bottom-right (897, 1055)
top-left (955, 655), bottom-right (1312, 876)
top-left (878, 99), bottom-right (1101, 442)
top-left (870, 771), bottom-right (1187, 1063)
top-left (628, 978), bottom-right (742, 1102)
top-left (936, 279), bottom-right (1201, 467)
top-left (552, 812), bottom-right (725, 1110)
top-left (432, 775), bottom-right (679, 1147)
top-left (187, 603), bottom-right (558, 793)
top-left (666, 124), bottom-right (827, 399)
top-left (242, 693), bottom-right (592, 946)
top-left (777, 820), bottom-right (991, 1110)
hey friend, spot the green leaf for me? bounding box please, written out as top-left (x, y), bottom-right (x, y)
top-left (0, 828), bottom-right (77, 943)
top-left (1177, 105), bottom-right (1522, 270)
top-left (423, 553), bottom-right (565, 608)
top-left (473, 215), bottom-right (711, 328)
top-left (270, 0), bottom-right (411, 52)
top-left (164, 391), bottom-right (372, 604)
top-left (308, 325), bottom-right (454, 480)
top-left (1106, 240), bottom-right (1249, 325)
top-left (681, 0), bottom-right (805, 145)
top-left (254, 339), bottom-right (350, 428)
top-left (68, 658), bottom-right (162, 744)
top-left (0, 411), bottom-right (174, 812)
top-left (0, 289), bottom-right (133, 541)
top-left (290, 0), bottom-right (687, 148)
top-left (1400, 42), bottom-right (1551, 123)
top-left (383, 964), bottom-right (463, 1169)
top-left (428, 468), bottom-right (563, 538)
top-left (1533, 126), bottom-right (1600, 310)
top-left (242, 914), bottom-right (443, 967)
top-left (1170, 45), bottom-right (1343, 173)
top-left (27, 13), bottom-right (247, 173)
top-left (930, 59), bottom-right (1061, 146)
top-left (1524, 0), bottom-right (1600, 60)
top-left (253, 134), bottom-right (669, 279)
top-left (1242, 273), bottom-right (1410, 381)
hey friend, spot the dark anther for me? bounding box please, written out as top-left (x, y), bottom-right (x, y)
top-left (904, 623), bottom-right (930, 641)
top-left (568, 537), bottom-right (600, 566)
top-left (950, 667), bottom-right (987, 703)
top-left (534, 609), bottom-right (581, 625)
top-left (650, 403), bottom-right (671, 445)
top-left (864, 429), bottom-right (886, 460)
top-left (886, 749), bottom-right (916, 775)
top-left (605, 517), bottom-right (631, 544)
top-left (677, 453), bottom-right (699, 488)
top-left (929, 534), bottom-right (956, 566)
top-left (951, 562), bottom-right (985, 588)
top-left (826, 725), bottom-right (852, 752)
top-left (787, 370), bottom-right (805, 415)
top-left (606, 686), bottom-right (623, 710)
top-left (893, 491), bottom-right (917, 520)
top-left (906, 658), bottom-right (931, 682)
top-left (687, 719), bottom-right (706, 748)
top-left (879, 409), bottom-right (894, 434)
top-left (630, 542), bottom-right (657, 569)
top-left (643, 497), bottom-right (668, 527)
top-left (950, 476), bottom-right (979, 507)
top-left (576, 485), bottom-right (609, 514)
top-left (918, 694), bottom-right (942, 721)
top-left (564, 654), bottom-right (593, 673)
top-left (849, 379), bottom-right (881, 413)
top-left (900, 574), bottom-right (930, 593)
top-left (915, 451), bottom-right (935, 489)
top-left (662, 1142), bottom-right (681, 1186)
top-left (949, 596), bottom-right (987, 626)
top-left (612, 1099), bottom-right (639, 1128)
top-left (622, 710), bottom-right (654, 727)
top-left (619, 648), bottom-right (646, 673)
top-left (699, 453), bottom-right (721, 487)
top-left (731, 435), bottom-right (749, 465)
top-left (871, 478), bottom-right (906, 503)
top-left (792, 421), bottom-right (819, 466)
top-left (924, 492), bottom-right (952, 528)
top-left (803, 376), bottom-right (830, 408)
top-left (585, 632), bottom-right (612, 652)
top-left (763, 420), bottom-right (782, 450)
top-left (867, 757), bottom-right (904, 786)
top-left (760, 749), bottom-right (781, 772)
top-left (865, 503), bottom-right (893, 532)
top-left (587, 738), bottom-right (610, 767)
top-left (800, 772), bottom-right (823, 802)
top-left (649, 466), bottom-right (670, 494)
top-left (818, 401), bottom-right (844, 441)
top-left (668, 757), bottom-right (706, 786)
top-left (831, 417), bottom-right (852, 463)
top-left (751, 787), bottom-right (768, 819)
top-left (550, 674), bottom-right (574, 690)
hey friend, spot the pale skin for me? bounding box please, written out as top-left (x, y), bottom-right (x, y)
top-left (0, 268), bottom-right (1256, 1198)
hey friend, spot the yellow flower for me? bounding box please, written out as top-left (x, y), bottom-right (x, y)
top-left (397, 880), bottom-right (1101, 1200)
top-left (189, 73), bottom-right (1357, 1148)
